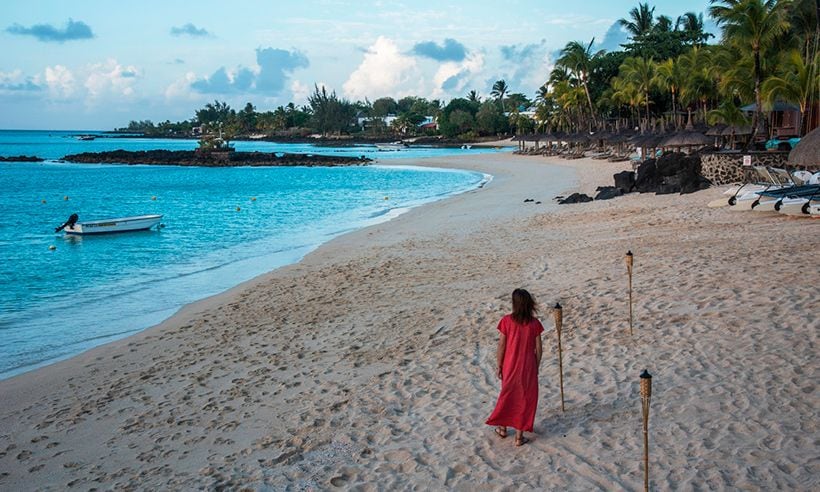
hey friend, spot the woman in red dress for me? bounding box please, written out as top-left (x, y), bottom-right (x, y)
top-left (486, 288), bottom-right (543, 446)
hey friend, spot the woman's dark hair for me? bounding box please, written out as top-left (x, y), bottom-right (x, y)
top-left (511, 288), bottom-right (538, 324)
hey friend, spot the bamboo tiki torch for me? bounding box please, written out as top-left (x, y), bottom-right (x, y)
top-left (640, 369), bottom-right (652, 492)
top-left (553, 302), bottom-right (565, 412)
top-left (626, 250), bottom-right (634, 336)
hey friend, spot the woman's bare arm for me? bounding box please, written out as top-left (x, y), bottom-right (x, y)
top-left (496, 334), bottom-right (507, 379)
top-left (535, 334), bottom-right (543, 368)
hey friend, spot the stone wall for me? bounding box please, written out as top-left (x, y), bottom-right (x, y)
top-left (700, 151), bottom-right (790, 185)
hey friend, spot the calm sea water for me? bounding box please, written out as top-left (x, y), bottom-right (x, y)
top-left (0, 130), bottom-right (499, 379)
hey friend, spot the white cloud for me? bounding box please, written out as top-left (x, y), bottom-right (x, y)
top-left (290, 79), bottom-right (309, 105)
top-left (342, 37), bottom-right (418, 100)
top-left (165, 71), bottom-right (202, 101)
top-left (431, 51), bottom-right (485, 98)
top-left (44, 65), bottom-right (75, 98)
top-left (84, 59), bottom-right (140, 101)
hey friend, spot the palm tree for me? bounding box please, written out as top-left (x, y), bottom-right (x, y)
top-left (762, 50), bottom-right (820, 135)
top-left (610, 74), bottom-right (645, 130)
top-left (556, 39), bottom-right (604, 130)
top-left (709, 0), bottom-right (791, 146)
top-left (535, 84), bottom-right (550, 105)
top-left (618, 56), bottom-right (655, 131)
top-left (708, 100), bottom-right (750, 147)
top-left (491, 80), bottom-right (509, 111)
top-left (680, 46), bottom-right (716, 125)
top-left (676, 12), bottom-right (713, 46)
top-left (619, 3), bottom-right (656, 40)
top-left (653, 57), bottom-right (686, 128)
top-left (655, 15), bottom-right (674, 33)
top-left (711, 45), bottom-right (755, 104)
top-left (467, 90), bottom-right (481, 103)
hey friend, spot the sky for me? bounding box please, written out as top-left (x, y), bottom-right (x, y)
top-left (0, 0), bottom-right (715, 130)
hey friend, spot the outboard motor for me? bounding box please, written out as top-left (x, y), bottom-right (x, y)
top-left (55, 213), bottom-right (79, 232)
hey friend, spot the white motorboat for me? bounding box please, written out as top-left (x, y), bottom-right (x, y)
top-left (375, 141), bottom-right (408, 151)
top-left (56, 214), bottom-right (163, 235)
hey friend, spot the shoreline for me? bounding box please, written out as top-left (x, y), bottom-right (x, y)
top-left (0, 160), bottom-right (492, 381)
top-left (0, 153), bottom-right (566, 387)
top-left (1, 152), bottom-right (816, 489)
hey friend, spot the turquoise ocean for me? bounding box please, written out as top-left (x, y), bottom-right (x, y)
top-left (0, 130), bottom-right (502, 379)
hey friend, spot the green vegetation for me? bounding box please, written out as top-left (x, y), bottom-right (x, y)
top-left (119, 0), bottom-right (818, 143)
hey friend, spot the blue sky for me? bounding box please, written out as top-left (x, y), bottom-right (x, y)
top-left (0, 0), bottom-right (713, 130)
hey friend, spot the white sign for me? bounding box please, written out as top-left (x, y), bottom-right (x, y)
top-left (742, 155), bottom-right (752, 167)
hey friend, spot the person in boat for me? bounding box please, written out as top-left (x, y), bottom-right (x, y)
top-left (486, 288), bottom-right (544, 446)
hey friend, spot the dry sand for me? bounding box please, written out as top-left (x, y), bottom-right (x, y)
top-left (0, 153), bottom-right (817, 490)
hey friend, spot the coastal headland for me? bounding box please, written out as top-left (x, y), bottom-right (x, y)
top-left (61, 149), bottom-right (370, 167)
top-left (0, 152), bottom-right (815, 489)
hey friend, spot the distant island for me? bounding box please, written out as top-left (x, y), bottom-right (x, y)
top-left (61, 149), bottom-right (370, 167)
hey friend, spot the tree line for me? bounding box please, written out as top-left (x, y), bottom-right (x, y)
top-left (120, 0), bottom-right (818, 142)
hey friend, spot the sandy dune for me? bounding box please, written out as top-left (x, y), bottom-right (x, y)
top-left (0, 153), bottom-right (817, 490)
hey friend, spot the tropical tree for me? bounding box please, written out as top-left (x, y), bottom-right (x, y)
top-left (680, 46), bottom-right (718, 125)
top-left (195, 100), bottom-right (233, 127)
top-left (709, 0), bottom-right (791, 145)
top-left (535, 84), bottom-right (549, 105)
top-left (467, 90), bottom-right (481, 103)
top-left (308, 84), bottom-right (355, 136)
top-left (709, 100), bottom-right (750, 147)
top-left (619, 3), bottom-right (656, 39)
top-left (490, 80), bottom-right (509, 111)
top-left (653, 57), bottom-right (686, 128)
top-left (618, 56), bottom-right (655, 131)
top-left (676, 12), bottom-right (713, 46)
top-left (556, 39), bottom-right (604, 130)
top-left (762, 50), bottom-right (820, 135)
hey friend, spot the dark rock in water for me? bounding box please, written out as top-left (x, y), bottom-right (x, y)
top-left (613, 171), bottom-right (635, 192)
top-left (633, 152), bottom-right (711, 195)
top-left (524, 198), bottom-right (534, 202)
top-left (60, 149), bottom-right (371, 167)
top-left (535, 201), bottom-right (541, 204)
top-left (0, 155), bottom-right (44, 162)
top-left (594, 186), bottom-right (624, 200)
top-left (558, 193), bottom-right (593, 204)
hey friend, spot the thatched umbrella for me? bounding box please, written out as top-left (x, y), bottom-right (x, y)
top-left (629, 133), bottom-right (668, 160)
top-left (705, 125), bottom-right (726, 137)
top-left (718, 125), bottom-right (752, 149)
top-left (660, 130), bottom-right (712, 148)
top-left (788, 126), bottom-right (819, 170)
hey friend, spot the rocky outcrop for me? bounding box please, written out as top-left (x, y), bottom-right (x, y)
top-left (613, 171), bottom-right (635, 192)
top-left (61, 150), bottom-right (371, 167)
top-left (594, 186), bottom-right (624, 200)
top-left (634, 153), bottom-right (711, 194)
top-left (0, 155), bottom-right (44, 162)
top-left (557, 193), bottom-right (593, 204)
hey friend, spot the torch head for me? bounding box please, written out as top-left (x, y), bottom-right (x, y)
top-left (640, 369), bottom-right (652, 399)
top-left (626, 250), bottom-right (634, 272)
top-left (553, 302), bottom-right (563, 334)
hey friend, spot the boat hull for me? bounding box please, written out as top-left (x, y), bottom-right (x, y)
top-left (778, 198), bottom-right (812, 216)
top-left (64, 215), bottom-right (163, 235)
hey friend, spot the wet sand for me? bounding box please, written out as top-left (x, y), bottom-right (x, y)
top-left (0, 153), bottom-right (816, 490)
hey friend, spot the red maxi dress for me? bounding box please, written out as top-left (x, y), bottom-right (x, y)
top-left (486, 314), bottom-right (544, 432)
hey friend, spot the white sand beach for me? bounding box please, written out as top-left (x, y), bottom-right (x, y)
top-left (0, 152), bottom-right (817, 490)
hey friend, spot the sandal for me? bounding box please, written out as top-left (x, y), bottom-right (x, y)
top-left (514, 436), bottom-right (530, 447)
top-left (494, 427), bottom-right (507, 439)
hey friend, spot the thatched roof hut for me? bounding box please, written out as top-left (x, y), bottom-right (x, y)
top-left (788, 127), bottom-right (819, 169)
